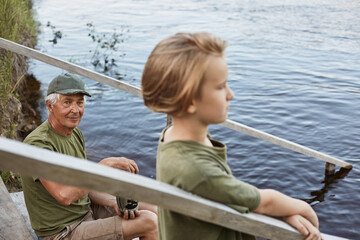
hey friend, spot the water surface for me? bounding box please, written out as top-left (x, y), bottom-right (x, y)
top-left (30, 0), bottom-right (360, 238)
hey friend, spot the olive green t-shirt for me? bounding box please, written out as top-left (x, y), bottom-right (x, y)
top-left (21, 120), bottom-right (90, 237)
top-left (157, 128), bottom-right (261, 240)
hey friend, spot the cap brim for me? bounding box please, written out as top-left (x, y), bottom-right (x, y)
top-left (52, 89), bottom-right (91, 97)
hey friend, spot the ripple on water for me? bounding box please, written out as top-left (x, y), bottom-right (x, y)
top-left (31, 0), bottom-right (360, 238)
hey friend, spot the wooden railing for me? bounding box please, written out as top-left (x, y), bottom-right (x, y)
top-left (0, 137), bottom-right (348, 240)
top-left (0, 37), bottom-right (352, 239)
top-left (0, 37), bottom-right (351, 170)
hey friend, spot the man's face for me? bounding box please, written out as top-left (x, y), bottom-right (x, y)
top-left (49, 94), bottom-right (85, 131)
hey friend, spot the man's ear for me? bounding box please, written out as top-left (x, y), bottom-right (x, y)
top-left (46, 100), bottom-right (53, 112)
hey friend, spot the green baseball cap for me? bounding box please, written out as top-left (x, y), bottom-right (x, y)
top-left (47, 73), bottom-right (91, 97)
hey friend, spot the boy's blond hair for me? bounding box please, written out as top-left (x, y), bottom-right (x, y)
top-left (141, 32), bottom-right (227, 116)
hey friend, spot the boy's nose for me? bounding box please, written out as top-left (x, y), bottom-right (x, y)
top-left (227, 86), bottom-right (234, 101)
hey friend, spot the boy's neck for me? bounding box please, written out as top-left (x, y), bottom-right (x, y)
top-left (165, 116), bottom-right (212, 146)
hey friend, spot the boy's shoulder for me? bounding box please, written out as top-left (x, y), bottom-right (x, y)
top-left (157, 139), bottom-right (229, 188)
top-left (157, 141), bottom-right (207, 191)
top-left (158, 140), bottom-right (203, 168)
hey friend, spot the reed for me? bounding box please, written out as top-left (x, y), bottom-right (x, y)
top-left (0, 0), bottom-right (38, 189)
top-left (0, 0), bottom-right (37, 136)
top-left (0, 0), bottom-right (37, 41)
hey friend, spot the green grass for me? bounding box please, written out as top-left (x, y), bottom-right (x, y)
top-left (0, 0), bottom-right (37, 135)
top-left (0, 0), bottom-right (38, 191)
top-left (0, 0), bottom-right (37, 42)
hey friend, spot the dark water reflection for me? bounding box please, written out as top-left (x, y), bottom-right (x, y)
top-left (30, 0), bottom-right (360, 238)
top-left (304, 167), bottom-right (352, 206)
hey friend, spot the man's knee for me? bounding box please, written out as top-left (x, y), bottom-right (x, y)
top-left (141, 211), bottom-right (158, 232)
top-left (122, 210), bottom-right (158, 239)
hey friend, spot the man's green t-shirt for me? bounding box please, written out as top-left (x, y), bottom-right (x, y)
top-left (157, 128), bottom-right (261, 240)
top-left (21, 120), bottom-right (91, 237)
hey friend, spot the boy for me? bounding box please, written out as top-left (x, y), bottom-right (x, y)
top-left (141, 32), bottom-right (322, 240)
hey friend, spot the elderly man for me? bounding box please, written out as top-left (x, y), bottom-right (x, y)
top-left (21, 73), bottom-right (158, 240)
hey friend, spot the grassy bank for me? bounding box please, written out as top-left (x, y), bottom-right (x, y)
top-left (0, 0), bottom-right (37, 132)
top-left (0, 0), bottom-right (39, 191)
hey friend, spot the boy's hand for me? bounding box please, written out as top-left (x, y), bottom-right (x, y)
top-left (284, 215), bottom-right (323, 240)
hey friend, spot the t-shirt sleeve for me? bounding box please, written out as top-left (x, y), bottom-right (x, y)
top-left (191, 159), bottom-right (261, 213)
top-left (23, 137), bottom-right (54, 181)
top-left (24, 135), bottom-right (54, 151)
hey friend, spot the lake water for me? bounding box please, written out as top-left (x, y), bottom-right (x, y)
top-left (29, 0), bottom-right (360, 238)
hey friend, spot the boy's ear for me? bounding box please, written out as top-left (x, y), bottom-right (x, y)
top-left (187, 101), bottom-right (197, 114)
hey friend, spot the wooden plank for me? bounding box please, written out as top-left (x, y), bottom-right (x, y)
top-left (9, 192), bottom-right (37, 240)
top-left (221, 119), bottom-right (352, 169)
top-left (325, 163), bottom-right (336, 175)
top-left (0, 37), bottom-right (141, 97)
top-left (0, 137), bottom-right (348, 240)
top-left (0, 179), bottom-right (34, 240)
top-left (0, 37), bottom-right (352, 169)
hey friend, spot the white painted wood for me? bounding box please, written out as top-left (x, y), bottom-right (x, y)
top-left (221, 120), bottom-right (352, 169)
top-left (0, 38), bottom-right (141, 97)
top-left (0, 37), bottom-right (352, 169)
top-left (0, 137), bottom-right (348, 240)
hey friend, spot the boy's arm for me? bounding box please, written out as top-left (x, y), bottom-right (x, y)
top-left (254, 189), bottom-right (318, 228)
top-left (283, 215), bottom-right (322, 240)
top-left (254, 189), bottom-right (319, 228)
top-left (254, 189), bottom-right (322, 240)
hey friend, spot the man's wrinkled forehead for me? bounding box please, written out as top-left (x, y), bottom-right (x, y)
top-left (60, 93), bottom-right (85, 101)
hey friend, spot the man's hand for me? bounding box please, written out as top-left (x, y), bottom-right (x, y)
top-left (111, 199), bottom-right (140, 219)
top-left (121, 209), bottom-right (141, 220)
top-left (99, 157), bottom-right (139, 174)
top-left (97, 157), bottom-right (140, 219)
top-left (284, 215), bottom-right (323, 240)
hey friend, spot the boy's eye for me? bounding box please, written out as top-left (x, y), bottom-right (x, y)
top-left (218, 83), bottom-right (227, 89)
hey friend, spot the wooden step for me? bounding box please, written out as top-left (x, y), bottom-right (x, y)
top-left (0, 180), bottom-right (35, 239)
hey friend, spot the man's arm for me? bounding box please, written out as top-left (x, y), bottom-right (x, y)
top-left (89, 157), bottom-right (140, 219)
top-left (98, 157), bottom-right (139, 173)
top-left (40, 179), bottom-right (89, 206)
top-left (41, 157), bottom-right (138, 206)
top-left (88, 191), bottom-right (117, 209)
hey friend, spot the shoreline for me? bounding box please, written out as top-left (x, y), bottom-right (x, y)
top-left (0, 0), bottom-right (42, 192)
top-left (1, 74), bottom-right (43, 141)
